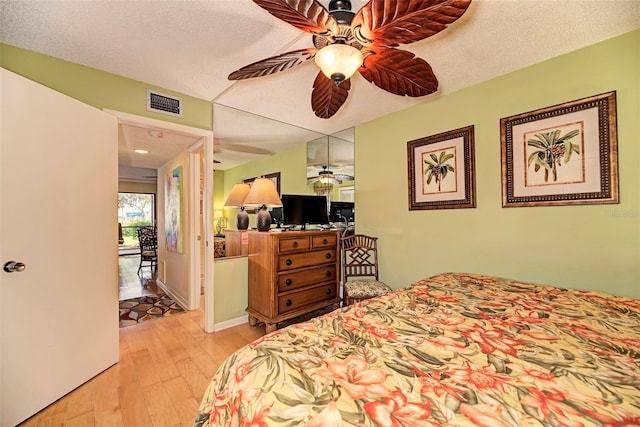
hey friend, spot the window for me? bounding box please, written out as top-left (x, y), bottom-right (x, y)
top-left (118, 192), bottom-right (155, 250)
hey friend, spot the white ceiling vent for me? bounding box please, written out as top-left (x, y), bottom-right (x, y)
top-left (147, 90), bottom-right (183, 117)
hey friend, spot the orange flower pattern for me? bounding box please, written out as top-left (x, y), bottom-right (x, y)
top-left (195, 273), bottom-right (640, 426)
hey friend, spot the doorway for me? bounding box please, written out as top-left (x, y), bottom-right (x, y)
top-left (107, 109), bottom-right (214, 329)
top-left (118, 192), bottom-right (156, 256)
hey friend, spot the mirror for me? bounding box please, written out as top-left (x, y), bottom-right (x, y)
top-left (306, 129), bottom-right (355, 202)
top-left (212, 103), bottom-right (325, 171)
top-left (211, 103), bottom-right (355, 226)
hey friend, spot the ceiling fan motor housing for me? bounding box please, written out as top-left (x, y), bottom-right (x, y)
top-left (328, 0), bottom-right (355, 25)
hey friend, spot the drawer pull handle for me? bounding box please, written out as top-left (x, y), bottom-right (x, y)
top-left (326, 288), bottom-right (332, 294)
top-left (286, 259), bottom-right (292, 266)
top-left (322, 238), bottom-right (328, 244)
top-left (325, 253), bottom-right (332, 259)
top-left (285, 299), bottom-right (292, 306)
top-left (293, 241), bottom-right (298, 248)
top-left (285, 278), bottom-right (292, 285)
top-left (325, 270), bottom-right (331, 277)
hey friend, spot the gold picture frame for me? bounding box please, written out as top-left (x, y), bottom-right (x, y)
top-left (500, 91), bottom-right (619, 207)
top-left (407, 125), bottom-right (476, 210)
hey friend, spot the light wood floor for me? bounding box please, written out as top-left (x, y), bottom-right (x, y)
top-left (118, 254), bottom-right (157, 301)
top-left (19, 259), bottom-right (266, 426)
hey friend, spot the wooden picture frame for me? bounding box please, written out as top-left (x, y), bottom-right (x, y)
top-left (243, 171), bottom-right (281, 194)
top-left (500, 91), bottom-right (618, 207)
top-left (408, 125), bottom-right (476, 210)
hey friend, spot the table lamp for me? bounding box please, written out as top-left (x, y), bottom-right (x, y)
top-left (243, 178), bottom-right (282, 232)
top-left (224, 183), bottom-right (251, 230)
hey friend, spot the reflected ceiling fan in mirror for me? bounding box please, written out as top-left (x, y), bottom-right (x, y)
top-left (229, 0), bottom-right (472, 119)
top-left (307, 138), bottom-right (354, 185)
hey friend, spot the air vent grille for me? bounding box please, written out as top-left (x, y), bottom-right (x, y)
top-left (147, 90), bottom-right (183, 117)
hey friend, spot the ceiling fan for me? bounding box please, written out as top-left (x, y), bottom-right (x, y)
top-left (307, 137), bottom-right (354, 184)
top-left (229, 0), bottom-right (472, 119)
top-left (307, 164), bottom-right (354, 184)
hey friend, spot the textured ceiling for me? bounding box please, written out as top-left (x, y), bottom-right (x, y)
top-left (2, 0), bottom-right (639, 176)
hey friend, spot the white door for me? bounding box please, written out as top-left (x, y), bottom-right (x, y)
top-left (1, 69), bottom-right (119, 426)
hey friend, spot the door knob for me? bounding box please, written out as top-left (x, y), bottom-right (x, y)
top-left (4, 261), bottom-right (26, 273)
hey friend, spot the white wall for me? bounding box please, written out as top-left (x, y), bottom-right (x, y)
top-left (157, 152), bottom-right (194, 308)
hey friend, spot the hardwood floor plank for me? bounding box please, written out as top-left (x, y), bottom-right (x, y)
top-left (93, 366), bottom-right (124, 427)
top-left (130, 348), bottom-right (163, 387)
top-left (64, 412), bottom-right (95, 427)
top-left (173, 397), bottom-right (201, 427)
top-left (118, 383), bottom-right (153, 426)
top-left (174, 357), bottom-right (211, 401)
top-left (62, 376), bottom-right (97, 421)
top-left (142, 382), bottom-right (182, 427)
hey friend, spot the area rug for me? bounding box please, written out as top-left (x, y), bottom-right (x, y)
top-left (119, 289), bottom-right (185, 327)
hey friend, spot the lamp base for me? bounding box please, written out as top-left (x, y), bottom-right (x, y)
top-left (236, 208), bottom-right (249, 230)
top-left (256, 205), bottom-right (271, 232)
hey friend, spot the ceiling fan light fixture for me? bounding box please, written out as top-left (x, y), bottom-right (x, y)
top-left (314, 43), bottom-right (362, 85)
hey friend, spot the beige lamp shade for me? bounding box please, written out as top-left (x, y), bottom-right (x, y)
top-left (224, 183), bottom-right (251, 207)
top-left (243, 178), bottom-right (282, 207)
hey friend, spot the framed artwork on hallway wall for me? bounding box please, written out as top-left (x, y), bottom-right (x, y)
top-left (500, 91), bottom-right (619, 207)
top-left (407, 125), bottom-right (476, 210)
top-left (165, 166), bottom-right (184, 253)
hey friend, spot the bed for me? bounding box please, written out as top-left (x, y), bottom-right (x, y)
top-left (195, 272), bottom-right (640, 426)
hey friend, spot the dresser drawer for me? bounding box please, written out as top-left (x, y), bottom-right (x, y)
top-left (279, 236), bottom-right (311, 253)
top-left (312, 234), bottom-right (337, 249)
top-left (278, 249), bottom-right (336, 271)
top-left (278, 285), bottom-right (337, 314)
top-left (277, 265), bottom-right (336, 292)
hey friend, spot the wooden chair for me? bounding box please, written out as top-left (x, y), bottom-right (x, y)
top-left (340, 234), bottom-right (392, 306)
top-left (118, 222), bottom-right (124, 244)
top-left (137, 226), bottom-right (158, 275)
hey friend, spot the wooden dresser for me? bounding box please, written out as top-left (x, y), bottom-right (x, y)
top-left (247, 230), bottom-right (341, 333)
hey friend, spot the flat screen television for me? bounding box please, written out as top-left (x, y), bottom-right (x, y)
top-left (270, 207), bottom-right (283, 225)
top-left (281, 194), bottom-right (329, 228)
top-left (329, 201), bottom-right (355, 222)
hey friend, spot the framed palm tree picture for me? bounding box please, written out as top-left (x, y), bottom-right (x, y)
top-left (501, 92), bottom-right (618, 207)
top-left (407, 125), bottom-right (476, 210)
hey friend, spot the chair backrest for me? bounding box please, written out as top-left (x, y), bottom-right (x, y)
top-left (341, 225), bottom-right (355, 238)
top-left (137, 226), bottom-right (157, 253)
top-left (340, 234), bottom-right (380, 281)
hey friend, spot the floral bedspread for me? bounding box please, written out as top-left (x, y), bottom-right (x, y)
top-left (195, 272), bottom-right (640, 426)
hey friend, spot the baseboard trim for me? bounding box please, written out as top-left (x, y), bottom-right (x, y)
top-left (214, 315), bottom-right (248, 331)
top-left (156, 280), bottom-right (189, 311)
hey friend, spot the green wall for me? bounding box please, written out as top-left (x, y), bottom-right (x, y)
top-left (213, 169), bottom-right (226, 218)
top-left (0, 43), bottom-right (212, 130)
top-left (214, 257), bottom-right (249, 323)
top-left (356, 30), bottom-right (640, 298)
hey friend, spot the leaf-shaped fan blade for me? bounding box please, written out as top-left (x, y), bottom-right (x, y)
top-left (228, 48), bottom-right (317, 80)
top-left (359, 48), bottom-right (438, 96)
top-left (253, 0), bottom-right (337, 34)
top-left (353, 0), bottom-right (471, 47)
top-left (311, 71), bottom-right (351, 119)
top-left (335, 173), bottom-right (354, 181)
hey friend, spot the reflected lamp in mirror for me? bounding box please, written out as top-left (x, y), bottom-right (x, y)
top-left (243, 178), bottom-right (282, 232)
top-left (224, 183), bottom-right (251, 230)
